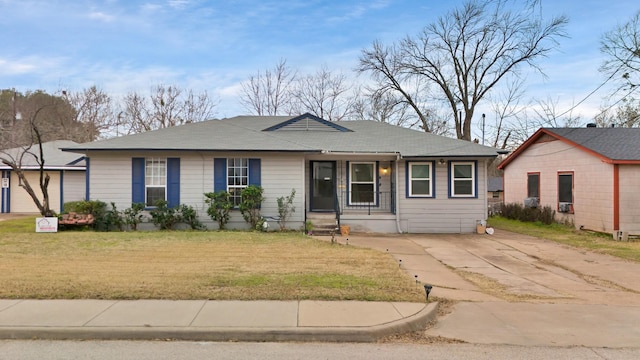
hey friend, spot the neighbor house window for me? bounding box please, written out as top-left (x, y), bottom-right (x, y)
top-left (558, 172), bottom-right (573, 203)
top-left (527, 173), bottom-right (540, 198)
top-left (450, 161), bottom-right (476, 197)
top-left (145, 158), bottom-right (166, 207)
top-left (408, 162), bottom-right (434, 197)
top-left (349, 162), bottom-right (376, 204)
top-left (228, 158), bottom-right (248, 206)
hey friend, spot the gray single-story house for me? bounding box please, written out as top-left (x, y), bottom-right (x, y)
top-left (1, 140), bottom-right (86, 214)
top-left (62, 113), bottom-right (504, 233)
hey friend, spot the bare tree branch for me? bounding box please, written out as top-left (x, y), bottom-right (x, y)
top-left (360, 0), bottom-right (567, 141)
top-left (240, 59), bottom-right (296, 116)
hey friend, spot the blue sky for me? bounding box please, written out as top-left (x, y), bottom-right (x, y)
top-left (1, 0), bottom-right (638, 121)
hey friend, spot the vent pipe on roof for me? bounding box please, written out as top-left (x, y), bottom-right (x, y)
top-left (586, 123), bottom-right (597, 128)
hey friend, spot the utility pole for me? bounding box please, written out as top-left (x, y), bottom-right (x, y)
top-left (481, 113), bottom-right (486, 145)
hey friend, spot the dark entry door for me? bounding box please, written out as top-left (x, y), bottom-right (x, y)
top-left (311, 161), bottom-right (336, 211)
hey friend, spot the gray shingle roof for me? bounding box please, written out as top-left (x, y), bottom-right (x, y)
top-left (62, 115), bottom-right (501, 158)
top-left (1, 140), bottom-right (85, 169)
top-left (545, 127), bottom-right (640, 161)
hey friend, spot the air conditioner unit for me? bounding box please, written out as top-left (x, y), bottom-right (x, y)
top-left (524, 197), bottom-right (539, 208)
top-left (558, 202), bottom-right (572, 213)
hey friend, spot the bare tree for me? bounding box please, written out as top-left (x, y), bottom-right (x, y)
top-left (484, 77), bottom-right (526, 149)
top-left (360, 0), bottom-right (567, 141)
top-left (595, 99), bottom-right (640, 127)
top-left (532, 96), bottom-right (582, 128)
top-left (1, 105), bottom-right (56, 216)
top-left (240, 59), bottom-right (296, 116)
top-left (289, 65), bottom-right (355, 121)
top-left (358, 41), bottom-right (438, 132)
top-left (351, 87), bottom-right (414, 126)
top-left (121, 84), bottom-right (217, 134)
top-left (61, 86), bottom-right (114, 140)
top-left (601, 10), bottom-right (640, 92)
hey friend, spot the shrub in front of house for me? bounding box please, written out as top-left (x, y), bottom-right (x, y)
top-left (148, 201), bottom-right (204, 230)
top-left (178, 204), bottom-right (204, 230)
top-left (276, 188), bottom-right (296, 231)
top-left (123, 203), bottom-right (146, 231)
top-left (204, 191), bottom-right (233, 230)
top-left (500, 202), bottom-right (556, 225)
top-left (149, 200), bottom-right (181, 230)
top-left (239, 185), bottom-right (264, 230)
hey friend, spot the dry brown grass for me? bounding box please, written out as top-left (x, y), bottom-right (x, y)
top-left (0, 225), bottom-right (424, 302)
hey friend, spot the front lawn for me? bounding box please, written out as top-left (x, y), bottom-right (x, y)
top-left (489, 216), bottom-right (640, 262)
top-left (0, 217), bottom-right (423, 301)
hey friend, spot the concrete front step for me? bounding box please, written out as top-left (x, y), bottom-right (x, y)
top-left (306, 212), bottom-right (339, 236)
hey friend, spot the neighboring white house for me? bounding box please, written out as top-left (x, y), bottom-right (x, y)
top-left (498, 126), bottom-right (640, 236)
top-left (1, 140), bottom-right (87, 214)
top-left (62, 114), bottom-right (505, 233)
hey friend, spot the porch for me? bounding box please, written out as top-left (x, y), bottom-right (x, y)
top-left (305, 158), bottom-right (398, 233)
top-left (306, 190), bottom-right (397, 234)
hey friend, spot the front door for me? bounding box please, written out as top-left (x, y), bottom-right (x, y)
top-left (311, 161), bottom-right (336, 211)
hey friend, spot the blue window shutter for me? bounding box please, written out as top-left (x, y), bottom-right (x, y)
top-left (375, 161), bottom-right (380, 206)
top-left (214, 158), bottom-right (227, 192)
top-left (132, 158), bottom-right (145, 204)
top-left (59, 171), bottom-right (64, 212)
top-left (248, 158), bottom-right (261, 186)
top-left (405, 162), bottom-right (410, 198)
top-left (345, 161), bottom-right (350, 204)
top-left (167, 158), bottom-right (180, 208)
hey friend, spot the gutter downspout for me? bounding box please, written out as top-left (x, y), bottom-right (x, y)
top-left (395, 154), bottom-right (402, 234)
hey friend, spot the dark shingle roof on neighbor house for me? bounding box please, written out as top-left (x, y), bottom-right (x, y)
top-left (546, 128), bottom-right (640, 160)
top-left (498, 127), bottom-right (640, 169)
top-left (62, 114), bottom-right (503, 158)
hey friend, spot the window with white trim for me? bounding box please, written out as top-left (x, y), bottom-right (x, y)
top-left (228, 158), bottom-right (248, 206)
top-left (145, 158), bottom-right (166, 206)
top-left (450, 161), bottom-right (475, 197)
top-left (349, 162), bottom-right (376, 204)
top-left (408, 162), bottom-right (433, 197)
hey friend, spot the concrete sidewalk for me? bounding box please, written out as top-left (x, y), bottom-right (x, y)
top-left (0, 299), bottom-right (436, 342)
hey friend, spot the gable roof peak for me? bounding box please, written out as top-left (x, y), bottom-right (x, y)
top-left (262, 113), bottom-right (353, 132)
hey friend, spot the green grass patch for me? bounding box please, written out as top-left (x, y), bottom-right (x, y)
top-left (0, 217), bottom-right (423, 302)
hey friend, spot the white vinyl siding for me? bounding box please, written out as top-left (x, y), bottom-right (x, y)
top-left (398, 159), bottom-right (488, 233)
top-left (89, 151), bottom-right (305, 230)
top-left (62, 170), bottom-right (86, 203)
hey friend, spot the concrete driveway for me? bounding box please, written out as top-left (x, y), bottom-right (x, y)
top-left (340, 230), bottom-right (640, 347)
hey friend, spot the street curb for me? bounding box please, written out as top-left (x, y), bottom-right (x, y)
top-left (0, 302), bottom-right (438, 343)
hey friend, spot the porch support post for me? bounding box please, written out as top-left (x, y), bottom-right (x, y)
top-left (395, 154), bottom-right (402, 233)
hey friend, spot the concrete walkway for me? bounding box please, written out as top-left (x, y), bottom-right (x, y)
top-left (340, 231), bottom-right (640, 348)
top-left (0, 299), bottom-right (436, 342)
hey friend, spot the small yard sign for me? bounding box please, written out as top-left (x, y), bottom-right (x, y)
top-left (36, 217), bottom-right (58, 233)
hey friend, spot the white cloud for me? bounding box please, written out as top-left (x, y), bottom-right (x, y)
top-left (0, 58), bottom-right (35, 75)
top-left (168, 0), bottom-right (190, 9)
top-left (88, 11), bottom-right (115, 22)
